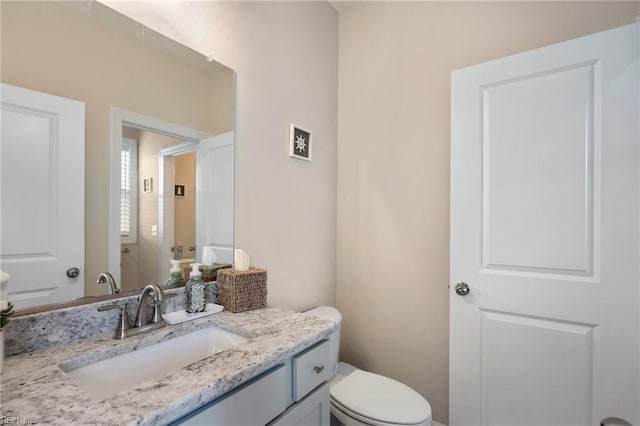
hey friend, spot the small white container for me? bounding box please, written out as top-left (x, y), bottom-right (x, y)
top-left (234, 249), bottom-right (250, 271)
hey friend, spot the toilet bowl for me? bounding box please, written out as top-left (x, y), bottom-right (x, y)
top-left (305, 306), bottom-right (432, 426)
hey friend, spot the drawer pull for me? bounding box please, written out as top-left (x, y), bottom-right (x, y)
top-left (313, 365), bottom-right (325, 374)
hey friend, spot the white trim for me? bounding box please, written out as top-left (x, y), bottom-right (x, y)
top-left (108, 107), bottom-right (211, 286)
top-left (160, 142), bottom-right (197, 157)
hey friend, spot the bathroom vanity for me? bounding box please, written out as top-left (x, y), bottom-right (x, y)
top-left (1, 305), bottom-right (335, 425)
top-left (174, 339), bottom-right (332, 425)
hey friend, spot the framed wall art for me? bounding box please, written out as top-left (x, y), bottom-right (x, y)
top-left (143, 177), bottom-right (152, 193)
top-left (289, 124), bottom-right (312, 161)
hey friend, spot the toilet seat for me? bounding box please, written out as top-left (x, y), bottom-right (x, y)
top-left (331, 397), bottom-right (414, 426)
top-left (329, 370), bottom-right (432, 426)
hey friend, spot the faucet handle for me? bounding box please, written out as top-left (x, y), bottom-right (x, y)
top-left (150, 291), bottom-right (176, 323)
top-left (98, 304), bottom-right (131, 339)
top-left (146, 291), bottom-right (177, 323)
top-left (152, 292), bottom-right (177, 302)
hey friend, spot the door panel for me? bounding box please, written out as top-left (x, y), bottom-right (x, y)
top-left (482, 63), bottom-right (595, 275)
top-left (2, 108), bottom-right (56, 256)
top-left (0, 83), bottom-right (84, 309)
top-left (196, 132), bottom-right (234, 264)
top-left (482, 311), bottom-right (594, 426)
top-left (450, 24), bottom-right (639, 425)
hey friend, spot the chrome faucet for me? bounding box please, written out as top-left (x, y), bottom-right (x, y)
top-left (97, 272), bottom-right (120, 294)
top-left (134, 283), bottom-right (165, 328)
top-left (98, 283), bottom-right (174, 339)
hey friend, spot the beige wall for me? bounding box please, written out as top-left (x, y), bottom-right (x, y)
top-left (0, 1), bottom-right (233, 297)
top-left (337, 2), bottom-right (639, 423)
top-left (226, 2), bottom-right (337, 309)
top-left (105, 1), bottom-right (339, 309)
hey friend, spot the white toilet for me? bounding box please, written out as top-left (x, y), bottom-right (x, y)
top-left (306, 306), bottom-right (432, 426)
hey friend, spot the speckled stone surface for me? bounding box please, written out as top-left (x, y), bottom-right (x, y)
top-left (5, 287), bottom-right (189, 357)
top-left (1, 307), bottom-right (334, 425)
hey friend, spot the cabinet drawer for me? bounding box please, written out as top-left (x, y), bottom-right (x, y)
top-left (292, 340), bottom-right (331, 401)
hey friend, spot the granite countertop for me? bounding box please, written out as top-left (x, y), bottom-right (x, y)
top-left (1, 308), bottom-right (334, 425)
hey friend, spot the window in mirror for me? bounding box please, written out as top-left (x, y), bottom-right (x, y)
top-left (120, 137), bottom-right (138, 244)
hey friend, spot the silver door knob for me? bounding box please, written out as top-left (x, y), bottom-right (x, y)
top-left (455, 282), bottom-right (470, 296)
top-left (66, 267), bottom-right (80, 278)
top-left (601, 418), bottom-right (632, 426)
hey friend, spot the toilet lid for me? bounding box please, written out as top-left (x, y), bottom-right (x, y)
top-left (330, 370), bottom-right (432, 425)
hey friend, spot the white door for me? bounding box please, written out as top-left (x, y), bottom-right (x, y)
top-left (0, 83), bottom-right (85, 309)
top-left (160, 153), bottom-right (176, 285)
top-left (450, 23), bottom-right (639, 426)
top-left (159, 142), bottom-right (198, 285)
top-left (196, 132), bottom-right (234, 264)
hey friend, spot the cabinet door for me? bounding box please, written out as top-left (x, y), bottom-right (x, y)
top-left (174, 365), bottom-right (286, 425)
top-left (270, 383), bottom-right (330, 426)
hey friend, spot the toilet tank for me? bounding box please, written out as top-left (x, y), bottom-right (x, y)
top-left (305, 306), bottom-right (342, 375)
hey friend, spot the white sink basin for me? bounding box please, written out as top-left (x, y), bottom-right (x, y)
top-left (61, 326), bottom-right (248, 399)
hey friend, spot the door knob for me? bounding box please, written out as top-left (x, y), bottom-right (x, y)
top-left (455, 282), bottom-right (470, 296)
top-left (601, 418), bottom-right (632, 426)
top-left (66, 267), bottom-right (80, 278)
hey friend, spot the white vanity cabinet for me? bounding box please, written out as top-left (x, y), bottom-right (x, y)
top-left (269, 383), bottom-right (330, 426)
top-left (270, 339), bottom-right (332, 425)
top-left (172, 340), bottom-right (331, 426)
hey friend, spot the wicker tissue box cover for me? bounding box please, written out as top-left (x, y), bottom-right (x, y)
top-left (217, 267), bottom-right (267, 313)
top-left (182, 262), bottom-right (232, 282)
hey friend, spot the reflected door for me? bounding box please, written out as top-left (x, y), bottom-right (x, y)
top-left (159, 148), bottom-right (197, 286)
top-left (196, 132), bottom-right (234, 264)
top-left (450, 24), bottom-right (639, 425)
top-left (0, 84), bottom-right (85, 309)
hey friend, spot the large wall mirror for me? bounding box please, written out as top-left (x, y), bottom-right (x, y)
top-left (0, 0), bottom-right (235, 313)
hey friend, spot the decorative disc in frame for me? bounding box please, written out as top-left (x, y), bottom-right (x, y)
top-left (289, 124), bottom-right (312, 161)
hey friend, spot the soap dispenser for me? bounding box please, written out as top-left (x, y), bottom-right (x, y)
top-left (166, 259), bottom-right (184, 288)
top-left (186, 263), bottom-right (205, 313)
